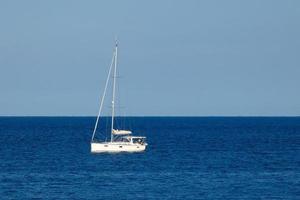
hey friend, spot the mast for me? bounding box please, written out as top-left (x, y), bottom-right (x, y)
top-left (111, 40), bottom-right (118, 142)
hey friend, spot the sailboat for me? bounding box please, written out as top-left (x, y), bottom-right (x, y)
top-left (90, 40), bottom-right (147, 153)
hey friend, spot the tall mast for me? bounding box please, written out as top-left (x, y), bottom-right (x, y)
top-left (111, 40), bottom-right (118, 142)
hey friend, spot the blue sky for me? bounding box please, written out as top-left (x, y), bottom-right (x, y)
top-left (0, 0), bottom-right (299, 116)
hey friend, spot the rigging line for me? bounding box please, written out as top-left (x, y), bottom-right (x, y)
top-left (91, 50), bottom-right (116, 142)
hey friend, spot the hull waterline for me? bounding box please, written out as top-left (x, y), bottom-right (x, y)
top-left (91, 142), bottom-right (147, 153)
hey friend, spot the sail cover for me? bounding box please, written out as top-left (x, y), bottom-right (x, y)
top-left (112, 129), bottom-right (132, 135)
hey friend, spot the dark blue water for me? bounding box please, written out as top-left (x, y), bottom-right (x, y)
top-left (0, 117), bottom-right (299, 199)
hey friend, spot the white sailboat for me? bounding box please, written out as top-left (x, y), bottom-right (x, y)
top-left (90, 40), bottom-right (147, 153)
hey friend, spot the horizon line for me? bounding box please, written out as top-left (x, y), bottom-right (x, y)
top-left (0, 115), bottom-right (300, 118)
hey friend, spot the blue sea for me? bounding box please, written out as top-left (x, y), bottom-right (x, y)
top-left (0, 117), bottom-right (299, 199)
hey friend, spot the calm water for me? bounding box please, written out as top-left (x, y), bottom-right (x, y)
top-left (0, 117), bottom-right (299, 199)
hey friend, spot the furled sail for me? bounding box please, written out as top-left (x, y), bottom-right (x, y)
top-left (112, 129), bottom-right (132, 135)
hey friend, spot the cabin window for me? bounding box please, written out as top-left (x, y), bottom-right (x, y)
top-left (119, 146), bottom-right (123, 148)
top-left (104, 145), bottom-right (108, 147)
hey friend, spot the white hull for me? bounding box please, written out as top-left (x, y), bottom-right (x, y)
top-left (91, 142), bottom-right (146, 153)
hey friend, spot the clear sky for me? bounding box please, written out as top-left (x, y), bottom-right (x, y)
top-left (0, 0), bottom-right (299, 116)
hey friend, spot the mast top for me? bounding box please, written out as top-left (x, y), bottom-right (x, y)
top-left (115, 36), bottom-right (118, 47)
